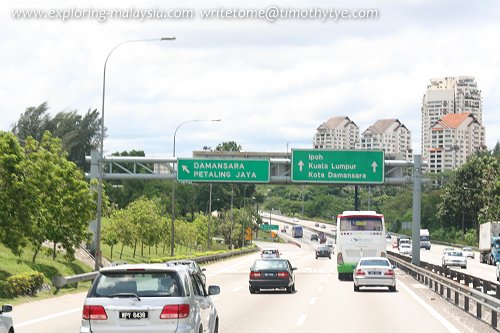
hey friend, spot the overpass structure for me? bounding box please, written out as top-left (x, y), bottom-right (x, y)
top-left (86, 149), bottom-right (424, 264)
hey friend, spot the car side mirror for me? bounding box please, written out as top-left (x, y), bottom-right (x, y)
top-left (1, 304), bottom-right (13, 313)
top-left (202, 268), bottom-right (206, 272)
top-left (291, 267), bottom-right (297, 271)
top-left (497, 262), bottom-right (500, 267)
top-left (208, 285), bottom-right (220, 296)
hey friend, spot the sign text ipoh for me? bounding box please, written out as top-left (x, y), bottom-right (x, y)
top-left (177, 159), bottom-right (270, 183)
top-left (291, 149), bottom-right (384, 184)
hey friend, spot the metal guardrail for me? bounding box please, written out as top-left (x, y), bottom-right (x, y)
top-left (388, 250), bottom-right (500, 329)
top-left (52, 247), bottom-right (259, 289)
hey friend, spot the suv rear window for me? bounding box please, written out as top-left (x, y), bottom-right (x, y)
top-left (90, 271), bottom-right (184, 298)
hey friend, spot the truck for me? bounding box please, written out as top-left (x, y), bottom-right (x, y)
top-left (420, 229), bottom-right (431, 250)
top-left (479, 222), bottom-right (500, 265)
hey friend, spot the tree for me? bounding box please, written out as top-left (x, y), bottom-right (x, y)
top-left (0, 132), bottom-right (32, 255)
top-left (12, 103), bottom-right (101, 169)
top-left (22, 132), bottom-right (95, 262)
top-left (216, 141), bottom-right (242, 152)
top-left (438, 155), bottom-right (499, 240)
top-left (11, 102), bottom-right (50, 142)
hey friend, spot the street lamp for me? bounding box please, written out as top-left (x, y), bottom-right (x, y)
top-left (170, 119), bottom-right (221, 256)
top-left (95, 37), bottom-right (175, 270)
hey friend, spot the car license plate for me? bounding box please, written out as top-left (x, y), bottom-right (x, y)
top-left (368, 271), bottom-right (381, 275)
top-left (120, 311), bottom-right (148, 319)
top-left (264, 272), bottom-right (275, 277)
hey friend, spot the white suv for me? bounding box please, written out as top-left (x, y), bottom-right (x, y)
top-left (80, 263), bottom-right (220, 333)
top-left (0, 304), bottom-right (14, 333)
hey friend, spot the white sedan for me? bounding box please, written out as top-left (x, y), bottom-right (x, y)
top-left (442, 250), bottom-right (467, 269)
top-left (0, 304), bottom-right (14, 333)
top-left (399, 243), bottom-right (412, 256)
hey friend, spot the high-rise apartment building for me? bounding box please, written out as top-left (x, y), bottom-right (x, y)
top-left (313, 116), bottom-right (359, 150)
top-left (421, 76), bottom-right (485, 172)
top-left (360, 119), bottom-right (412, 160)
top-left (427, 113), bottom-right (485, 172)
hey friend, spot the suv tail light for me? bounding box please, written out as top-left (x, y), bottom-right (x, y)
top-left (277, 272), bottom-right (289, 279)
top-left (337, 252), bottom-right (343, 265)
top-left (355, 269), bottom-right (365, 276)
top-left (82, 305), bottom-right (108, 320)
top-left (160, 304), bottom-right (190, 319)
top-left (250, 272), bottom-right (261, 279)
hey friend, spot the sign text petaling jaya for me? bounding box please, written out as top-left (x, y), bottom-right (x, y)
top-left (177, 158), bottom-right (270, 183)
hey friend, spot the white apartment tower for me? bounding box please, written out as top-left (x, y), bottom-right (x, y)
top-left (313, 116), bottom-right (359, 149)
top-left (360, 119), bottom-right (412, 160)
top-left (421, 76), bottom-right (485, 172)
top-left (428, 113), bottom-right (485, 172)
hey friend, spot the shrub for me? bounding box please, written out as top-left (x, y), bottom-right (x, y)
top-left (0, 272), bottom-right (45, 298)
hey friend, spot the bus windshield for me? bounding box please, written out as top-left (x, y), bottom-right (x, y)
top-left (339, 217), bottom-right (383, 231)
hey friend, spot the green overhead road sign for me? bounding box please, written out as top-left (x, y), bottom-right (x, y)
top-left (291, 149), bottom-right (384, 184)
top-left (177, 158), bottom-right (270, 183)
top-left (260, 224), bottom-right (279, 231)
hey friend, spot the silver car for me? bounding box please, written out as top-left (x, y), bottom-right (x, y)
top-left (0, 304), bottom-right (14, 333)
top-left (80, 263), bottom-right (220, 333)
top-left (353, 257), bottom-right (396, 292)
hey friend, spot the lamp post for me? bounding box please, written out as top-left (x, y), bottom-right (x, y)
top-left (171, 119), bottom-right (221, 256)
top-left (94, 37), bottom-right (175, 271)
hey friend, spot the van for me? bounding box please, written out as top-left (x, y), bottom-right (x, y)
top-left (420, 229), bottom-right (431, 250)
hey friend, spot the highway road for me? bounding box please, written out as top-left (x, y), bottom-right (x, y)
top-left (269, 212), bottom-right (499, 283)
top-left (11, 233), bottom-right (496, 332)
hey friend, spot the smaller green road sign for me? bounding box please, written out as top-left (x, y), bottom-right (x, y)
top-left (260, 224), bottom-right (279, 231)
top-left (291, 149), bottom-right (384, 184)
top-left (177, 158), bottom-right (270, 183)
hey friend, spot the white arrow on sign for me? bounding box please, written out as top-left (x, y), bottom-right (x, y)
top-left (182, 165), bottom-right (190, 174)
top-left (371, 161), bottom-right (378, 173)
top-left (298, 160), bottom-right (304, 172)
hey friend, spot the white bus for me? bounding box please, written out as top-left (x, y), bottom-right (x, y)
top-left (336, 211), bottom-right (386, 280)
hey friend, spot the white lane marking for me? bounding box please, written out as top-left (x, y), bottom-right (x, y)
top-left (232, 286), bottom-right (243, 292)
top-left (16, 307), bottom-right (82, 328)
top-left (317, 285), bottom-right (324, 292)
top-left (295, 314), bottom-right (307, 326)
top-left (398, 279), bottom-right (460, 333)
top-left (309, 297), bottom-right (318, 305)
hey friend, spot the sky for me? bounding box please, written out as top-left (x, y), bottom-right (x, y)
top-left (1, 0), bottom-right (499, 158)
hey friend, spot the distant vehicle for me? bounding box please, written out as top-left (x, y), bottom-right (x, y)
top-left (284, 224), bottom-right (290, 229)
top-left (293, 217), bottom-right (299, 222)
top-left (316, 245), bottom-right (331, 259)
top-left (462, 247), bottom-right (475, 259)
top-left (336, 211), bottom-right (386, 280)
top-left (353, 257), bottom-right (396, 292)
top-left (397, 236), bottom-right (410, 249)
top-left (80, 263), bottom-right (220, 333)
top-left (320, 224), bottom-right (326, 229)
top-left (292, 225), bottom-right (303, 238)
top-left (281, 228), bottom-right (287, 233)
top-left (261, 248), bottom-right (280, 259)
top-left (420, 229), bottom-right (431, 250)
top-left (0, 304), bottom-right (14, 333)
top-left (166, 259), bottom-right (206, 286)
top-left (399, 243), bottom-right (412, 256)
top-left (391, 240), bottom-right (398, 248)
top-left (310, 234), bottom-right (319, 241)
top-left (442, 250), bottom-right (467, 269)
top-left (314, 222), bottom-right (320, 227)
top-left (386, 233), bottom-right (391, 239)
top-left (479, 221), bottom-right (500, 265)
top-left (318, 231), bottom-right (327, 244)
top-left (249, 258), bottom-right (297, 294)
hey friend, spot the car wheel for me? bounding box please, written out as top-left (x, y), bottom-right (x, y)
top-left (249, 287), bottom-right (256, 294)
top-left (353, 284), bottom-right (359, 292)
top-left (286, 286), bottom-right (293, 293)
top-left (315, 256), bottom-right (318, 259)
top-left (462, 265), bottom-right (467, 269)
top-left (292, 283), bottom-right (296, 292)
top-left (389, 285), bottom-right (396, 292)
top-left (213, 318), bottom-right (219, 333)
